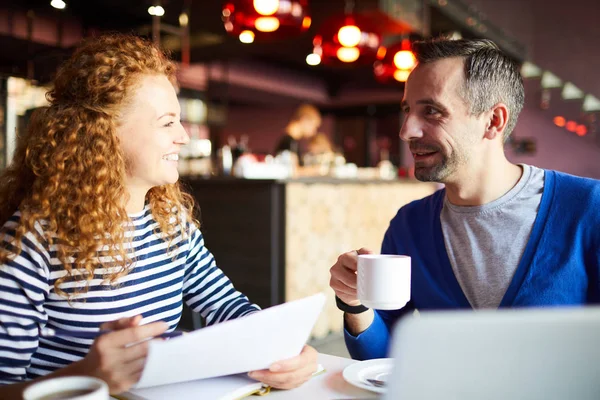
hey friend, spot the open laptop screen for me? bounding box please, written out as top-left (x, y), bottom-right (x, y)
top-left (384, 307), bottom-right (600, 400)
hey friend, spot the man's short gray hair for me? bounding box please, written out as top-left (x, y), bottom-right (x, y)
top-left (413, 37), bottom-right (525, 141)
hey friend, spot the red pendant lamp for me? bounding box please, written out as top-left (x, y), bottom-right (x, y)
top-left (222, 0), bottom-right (311, 43)
top-left (309, 1), bottom-right (381, 66)
top-left (374, 38), bottom-right (417, 83)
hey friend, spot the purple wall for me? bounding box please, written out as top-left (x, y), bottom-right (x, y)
top-left (507, 105), bottom-right (600, 179)
top-left (464, 0), bottom-right (600, 99)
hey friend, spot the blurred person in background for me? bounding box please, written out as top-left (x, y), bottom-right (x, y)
top-left (304, 133), bottom-right (335, 167)
top-left (0, 33), bottom-right (317, 398)
top-left (274, 104), bottom-right (322, 166)
top-left (307, 133), bottom-right (334, 156)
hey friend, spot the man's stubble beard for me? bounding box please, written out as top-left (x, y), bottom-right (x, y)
top-left (413, 149), bottom-right (467, 183)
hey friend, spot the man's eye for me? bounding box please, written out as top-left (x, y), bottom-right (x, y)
top-left (425, 106), bottom-right (439, 115)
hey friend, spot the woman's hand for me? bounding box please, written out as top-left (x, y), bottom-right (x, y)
top-left (247, 345), bottom-right (319, 390)
top-left (77, 315), bottom-right (168, 394)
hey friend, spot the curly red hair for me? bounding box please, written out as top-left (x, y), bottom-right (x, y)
top-left (0, 34), bottom-right (197, 297)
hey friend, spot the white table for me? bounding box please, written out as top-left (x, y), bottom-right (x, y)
top-left (257, 353), bottom-right (379, 399)
top-left (114, 353), bottom-right (380, 400)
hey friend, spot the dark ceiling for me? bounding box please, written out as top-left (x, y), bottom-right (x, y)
top-left (1, 0), bottom-right (497, 95)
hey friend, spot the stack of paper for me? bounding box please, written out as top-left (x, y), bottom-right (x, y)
top-left (130, 293), bottom-right (326, 393)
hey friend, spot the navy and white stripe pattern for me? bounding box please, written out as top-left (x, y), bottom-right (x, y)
top-left (0, 205), bottom-right (260, 384)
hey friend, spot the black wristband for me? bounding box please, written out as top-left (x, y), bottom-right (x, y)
top-left (335, 296), bottom-right (369, 314)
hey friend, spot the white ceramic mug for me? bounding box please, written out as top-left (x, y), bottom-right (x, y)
top-left (23, 376), bottom-right (109, 400)
top-left (357, 254), bottom-right (411, 310)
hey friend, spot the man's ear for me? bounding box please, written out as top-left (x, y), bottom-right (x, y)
top-left (484, 103), bottom-right (509, 140)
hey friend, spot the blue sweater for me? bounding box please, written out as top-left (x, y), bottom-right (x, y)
top-left (345, 170), bottom-right (600, 360)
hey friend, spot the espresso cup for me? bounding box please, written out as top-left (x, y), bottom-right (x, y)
top-left (23, 376), bottom-right (109, 400)
top-left (357, 254), bottom-right (411, 310)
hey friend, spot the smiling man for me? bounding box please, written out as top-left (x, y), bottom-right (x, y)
top-left (329, 37), bottom-right (600, 360)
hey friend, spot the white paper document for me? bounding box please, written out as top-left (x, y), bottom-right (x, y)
top-left (128, 373), bottom-right (265, 400)
top-left (135, 293), bottom-right (326, 388)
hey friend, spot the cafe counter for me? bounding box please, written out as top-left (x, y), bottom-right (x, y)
top-left (182, 176), bottom-right (438, 338)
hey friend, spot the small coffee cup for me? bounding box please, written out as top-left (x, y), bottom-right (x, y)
top-left (357, 254), bottom-right (411, 310)
top-left (23, 376), bottom-right (109, 400)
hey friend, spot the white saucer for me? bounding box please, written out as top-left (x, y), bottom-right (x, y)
top-left (342, 358), bottom-right (394, 394)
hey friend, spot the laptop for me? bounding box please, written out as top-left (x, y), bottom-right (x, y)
top-left (382, 307), bottom-right (600, 400)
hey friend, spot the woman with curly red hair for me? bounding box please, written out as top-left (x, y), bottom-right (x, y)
top-left (0, 34), bottom-right (317, 397)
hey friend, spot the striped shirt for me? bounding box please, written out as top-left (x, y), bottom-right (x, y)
top-left (0, 205), bottom-right (260, 384)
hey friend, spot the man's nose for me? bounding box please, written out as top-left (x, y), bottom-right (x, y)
top-left (399, 114), bottom-right (423, 142)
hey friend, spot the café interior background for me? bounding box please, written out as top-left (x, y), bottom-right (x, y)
top-left (1, 0), bottom-right (599, 355)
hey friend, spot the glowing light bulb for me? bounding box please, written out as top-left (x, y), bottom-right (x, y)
top-left (179, 13), bottom-right (189, 26)
top-left (338, 25), bottom-right (361, 48)
top-left (239, 30), bottom-right (255, 43)
top-left (337, 47), bottom-right (360, 63)
top-left (393, 69), bottom-right (411, 82)
top-left (148, 5), bottom-right (165, 16)
top-left (50, 0), bottom-right (66, 9)
top-left (576, 124), bottom-right (587, 136)
top-left (255, 17), bottom-right (280, 32)
top-left (306, 53), bottom-right (321, 66)
top-left (393, 50), bottom-right (416, 70)
top-left (302, 16), bottom-right (312, 29)
top-left (254, 0), bottom-right (279, 16)
top-left (553, 116), bottom-right (566, 127)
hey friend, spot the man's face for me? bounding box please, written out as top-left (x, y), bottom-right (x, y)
top-left (400, 57), bottom-right (487, 183)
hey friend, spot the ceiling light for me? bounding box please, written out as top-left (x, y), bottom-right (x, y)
top-left (336, 47), bottom-right (360, 63)
top-left (255, 17), bottom-right (280, 32)
top-left (576, 124), bottom-right (588, 136)
top-left (338, 25), bottom-right (361, 48)
top-left (148, 6), bottom-right (165, 17)
top-left (449, 31), bottom-right (462, 40)
top-left (239, 30), bottom-right (255, 43)
top-left (50, 0), bottom-right (66, 9)
top-left (254, 0), bottom-right (279, 16)
top-left (312, 13), bottom-right (381, 66)
top-left (302, 16), bottom-right (311, 29)
top-left (541, 71), bottom-right (562, 89)
top-left (222, 0), bottom-right (310, 40)
top-left (553, 116), bottom-right (566, 127)
top-left (374, 38), bottom-right (416, 84)
top-left (179, 13), bottom-right (189, 27)
top-left (306, 53), bottom-right (321, 66)
top-left (561, 82), bottom-right (584, 100)
top-left (393, 69), bottom-right (411, 82)
top-left (583, 94), bottom-right (600, 112)
top-left (520, 61), bottom-right (542, 78)
top-left (393, 50), bottom-right (416, 70)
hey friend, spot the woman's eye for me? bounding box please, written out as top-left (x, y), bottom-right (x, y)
top-left (164, 121), bottom-right (175, 128)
